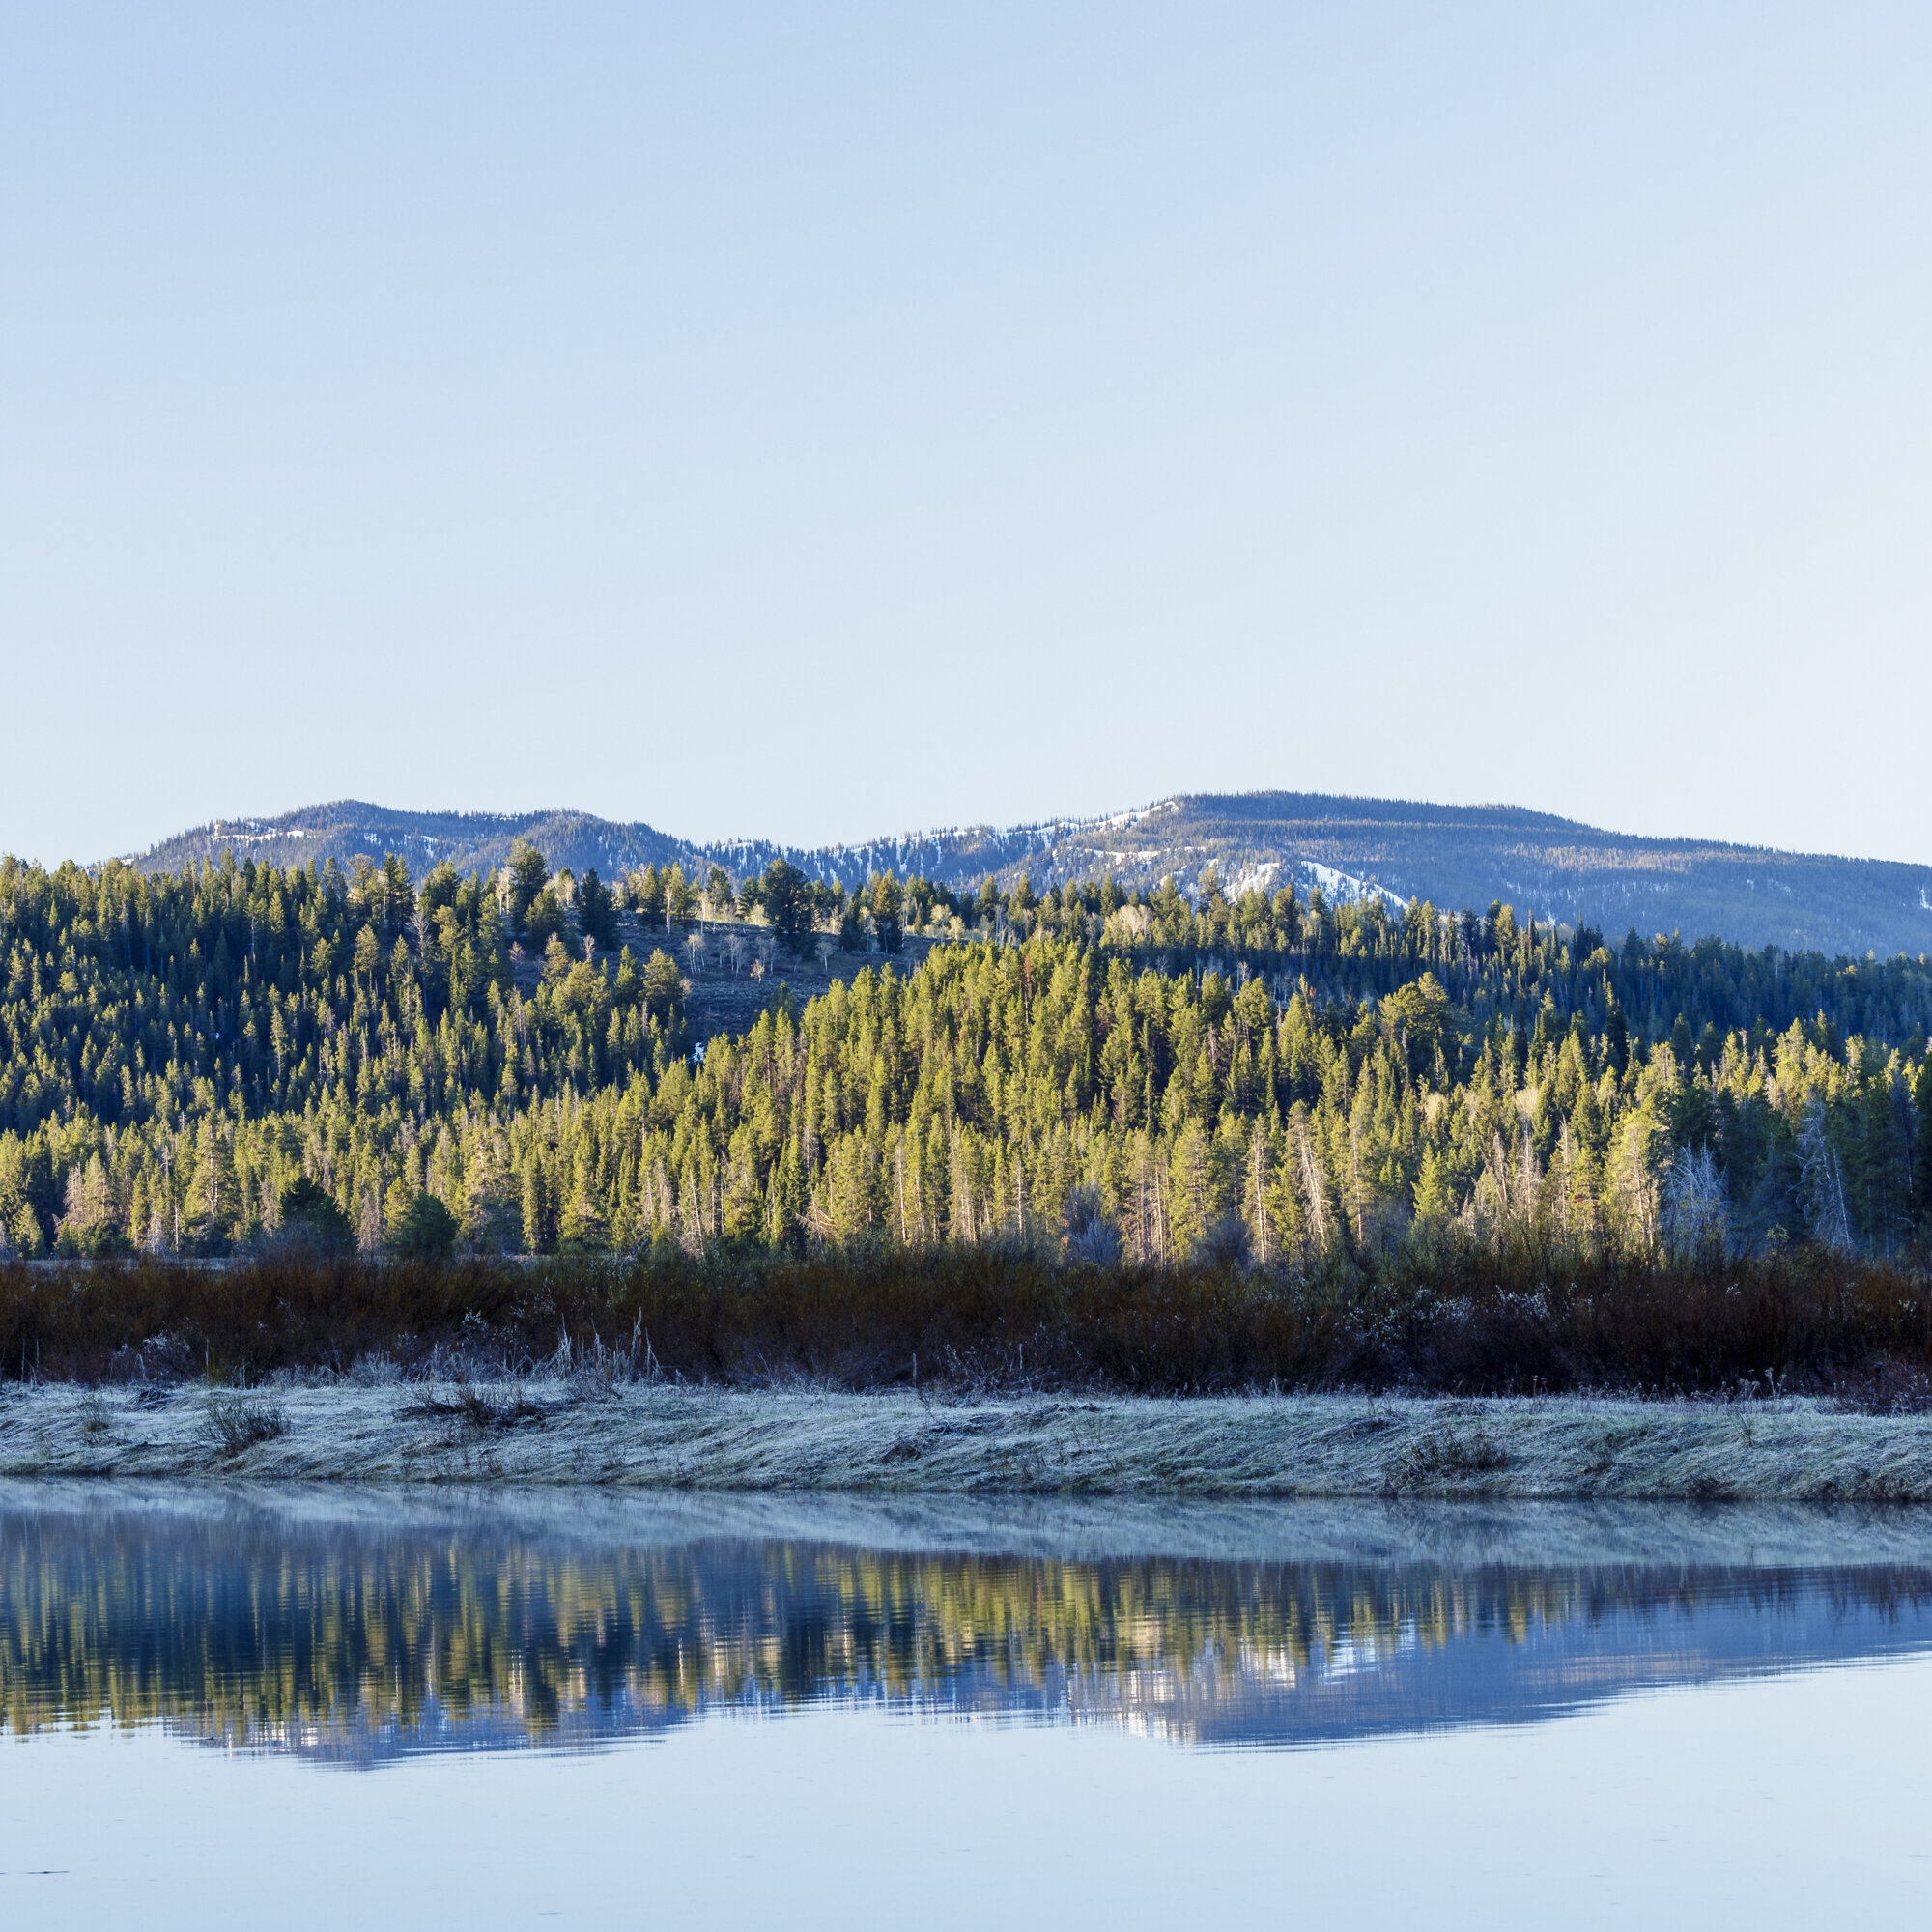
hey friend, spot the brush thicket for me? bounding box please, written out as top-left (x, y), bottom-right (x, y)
top-left (2, 1233), bottom-right (1928, 1399)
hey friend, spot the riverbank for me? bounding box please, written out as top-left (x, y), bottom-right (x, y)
top-left (3, 1380), bottom-right (1931, 1498)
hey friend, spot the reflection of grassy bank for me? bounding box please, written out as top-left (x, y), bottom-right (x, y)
top-left (6, 1491), bottom-right (1931, 1753)
top-left (5, 1380), bottom-right (1932, 1499)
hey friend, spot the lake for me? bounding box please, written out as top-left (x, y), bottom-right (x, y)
top-left (4, 1485), bottom-right (1931, 1925)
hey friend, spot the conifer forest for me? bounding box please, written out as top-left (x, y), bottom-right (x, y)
top-left (4, 838), bottom-right (1928, 1285)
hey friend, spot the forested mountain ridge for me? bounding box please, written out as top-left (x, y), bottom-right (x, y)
top-left (128, 805), bottom-right (697, 891)
top-left (122, 802), bottom-right (1047, 910)
top-left (1088, 796), bottom-right (1932, 962)
top-left (125, 791), bottom-right (1932, 960)
top-left (2, 840), bottom-right (1929, 1264)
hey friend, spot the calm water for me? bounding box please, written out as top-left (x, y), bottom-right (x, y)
top-left (4, 1486), bottom-right (1932, 1926)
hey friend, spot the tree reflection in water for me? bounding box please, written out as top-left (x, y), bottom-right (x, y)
top-left (4, 1488), bottom-right (1931, 1764)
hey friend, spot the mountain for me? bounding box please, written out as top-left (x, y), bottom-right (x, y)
top-left (121, 791), bottom-right (1932, 959)
top-left (129, 804), bottom-right (700, 889)
top-left (122, 801), bottom-right (1058, 903)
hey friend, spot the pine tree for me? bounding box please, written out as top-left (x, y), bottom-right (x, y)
top-left (503, 840), bottom-right (550, 935)
top-left (577, 869), bottom-right (619, 950)
top-left (1605, 988), bottom-right (1631, 1080)
top-left (1914, 1057), bottom-right (1932, 1234)
top-left (869, 872), bottom-right (905, 954)
top-left (1412, 1143), bottom-right (1453, 1221)
top-left (759, 861), bottom-right (814, 956)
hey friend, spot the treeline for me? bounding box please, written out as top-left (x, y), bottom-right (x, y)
top-left (1, 846), bottom-right (1930, 1263)
top-left (420, 839), bottom-right (1932, 1052)
top-left (960, 866), bottom-right (1932, 1054)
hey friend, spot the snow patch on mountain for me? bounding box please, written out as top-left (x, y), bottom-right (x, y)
top-left (1300, 862), bottom-right (1408, 913)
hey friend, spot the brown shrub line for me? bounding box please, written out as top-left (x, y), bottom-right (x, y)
top-left (3, 1236), bottom-right (1929, 1401)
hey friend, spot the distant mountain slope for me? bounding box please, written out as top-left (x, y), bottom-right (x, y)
top-left (1019, 795), bottom-right (1932, 960)
top-left (122, 801), bottom-right (1058, 904)
top-left (122, 791), bottom-right (1932, 959)
top-left (130, 804), bottom-right (697, 889)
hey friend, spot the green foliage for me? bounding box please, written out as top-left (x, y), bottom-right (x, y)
top-left (837, 894), bottom-right (865, 952)
top-left (1, 843), bottom-right (1928, 1272)
top-left (503, 839), bottom-right (550, 936)
top-left (869, 871), bottom-right (904, 954)
top-left (578, 869), bottom-right (619, 950)
top-left (758, 860), bottom-right (815, 956)
top-left (0, 848), bottom-right (685, 1257)
top-left (672, 864), bottom-right (698, 924)
top-left (387, 1190), bottom-right (459, 1262)
top-left (522, 887), bottom-right (568, 951)
top-left (278, 1176), bottom-right (354, 1255)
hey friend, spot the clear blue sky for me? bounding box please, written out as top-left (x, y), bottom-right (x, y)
top-left (4, 4), bottom-right (1928, 867)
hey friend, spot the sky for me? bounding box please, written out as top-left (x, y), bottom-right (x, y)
top-left (3, 3), bottom-right (1928, 867)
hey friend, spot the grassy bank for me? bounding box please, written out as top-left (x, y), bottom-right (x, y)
top-left (3, 1240), bottom-right (1931, 1405)
top-left (4, 1380), bottom-right (1932, 1498)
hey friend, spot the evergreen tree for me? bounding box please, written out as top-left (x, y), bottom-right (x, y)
top-left (390, 1190), bottom-right (459, 1261)
top-left (576, 868), bottom-right (619, 950)
top-left (278, 1175), bottom-right (353, 1254)
top-left (1915, 1057), bottom-right (1932, 1235)
top-left (869, 871), bottom-right (905, 954)
top-left (838, 891), bottom-right (865, 952)
top-left (522, 886), bottom-right (567, 951)
top-left (503, 840), bottom-right (550, 935)
top-left (1605, 988), bottom-right (1631, 1079)
top-left (759, 860), bottom-right (814, 956)
top-left (1412, 1143), bottom-right (1453, 1221)
top-left (664, 863), bottom-right (697, 928)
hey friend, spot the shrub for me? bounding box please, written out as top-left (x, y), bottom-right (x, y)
top-left (203, 1394), bottom-right (289, 1454)
top-left (0, 1235), bottom-right (1928, 1397)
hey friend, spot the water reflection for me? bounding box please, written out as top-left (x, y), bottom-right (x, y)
top-left (4, 1487), bottom-right (1931, 1764)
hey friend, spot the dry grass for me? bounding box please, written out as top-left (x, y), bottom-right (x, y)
top-left (398, 1382), bottom-right (554, 1430)
top-left (5, 1380), bottom-right (1932, 1499)
top-left (202, 1394), bottom-right (289, 1455)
